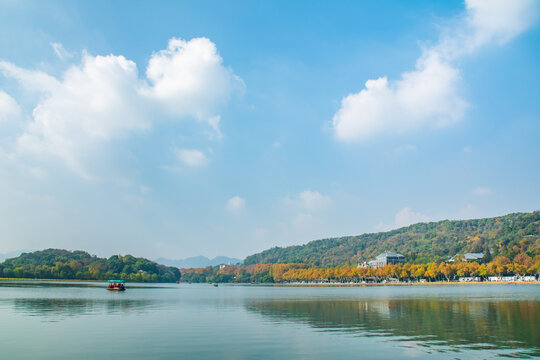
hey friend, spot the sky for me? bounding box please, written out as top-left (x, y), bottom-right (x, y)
top-left (0, 0), bottom-right (539, 260)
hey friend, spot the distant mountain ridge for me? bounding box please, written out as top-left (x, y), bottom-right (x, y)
top-left (0, 250), bottom-right (34, 263)
top-left (244, 211), bottom-right (540, 266)
top-left (155, 255), bottom-right (242, 268)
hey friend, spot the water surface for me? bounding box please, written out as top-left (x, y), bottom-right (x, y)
top-left (0, 281), bottom-right (538, 359)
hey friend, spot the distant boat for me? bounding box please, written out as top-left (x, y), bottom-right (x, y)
top-left (213, 283), bottom-right (218, 287)
top-left (107, 280), bottom-right (126, 291)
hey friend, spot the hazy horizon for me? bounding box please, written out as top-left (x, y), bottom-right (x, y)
top-left (0, 0), bottom-right (539, 259)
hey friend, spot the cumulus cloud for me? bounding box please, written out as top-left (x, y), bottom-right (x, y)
top-left (176, 148), bottom-right (208, 167)
top-left (143, 38), bottom-right (243, 120)
top-left (0, 37), bottom-right (242, 177)
top-left (333, 0), bottom-right (539, 141)
top-left (226, 196), bottom-right (246, 212)
top-left (0, 90), bottom-right (20, 122)
top-left (4, 54), bottom-right (148, 178)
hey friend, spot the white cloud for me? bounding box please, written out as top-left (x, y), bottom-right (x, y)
top-left (0, 90), bottom-right (20, 122)
top-left (376, 207), bottom-right (430, 231)
top-left (299, 190), bottom-right (331, 211)
top-left (206, 115), bottom-right (222, 140)
top-left (50, 42), bottom-right (73, 61)
top-left (395, 207), bottom-right (430, 228)
top-left (472, 186), bottom-right (492, 196)
top-left (465, 0), bottom-right (539, 46)
top-left (176, 148), bottom-right (208, 167)
top-left (0, 60), bottom-right (59, 92)
top-left (333, 0), bottom-right (539, 141)
top-left (143, 37), bottom-right (244, 122)
top-left (284, 190), bottom-right (331, 212)
top-left (226, 196), bottom-right (246, 212)
top-left (0, 37), bottom-right (242, 178)
top-left (8, 54), bottom-right (148, 178)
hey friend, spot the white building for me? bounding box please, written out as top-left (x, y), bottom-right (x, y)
top-left (367, 252), bottom-right (405, 268)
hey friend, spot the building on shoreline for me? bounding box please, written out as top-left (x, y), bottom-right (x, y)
top-left (365, 252), bottom-right (405, 268)
top-left (449, 252), bottom-right (484, 262)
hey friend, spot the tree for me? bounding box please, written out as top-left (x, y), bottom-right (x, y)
top-left (493, 256), bottom-right (511, 276)
top-left (513, 253), bottom-right (533, 268)
top-left (482, 247), bottom-right (492, 263)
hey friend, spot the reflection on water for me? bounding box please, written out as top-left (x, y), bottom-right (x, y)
top-left (0, 282), bottom-right (539, 360)
top-left (246, 298), bottom-right (540, 358)
top-left (0, 281), bottom-right (102, 288)
top-left (9, 298), bottom-right (154, 321)
top-left (0, 280), bottom-right (158, 322)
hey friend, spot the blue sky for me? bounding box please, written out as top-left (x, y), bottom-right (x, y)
top-left (0, 0), bottom-right (539, 259)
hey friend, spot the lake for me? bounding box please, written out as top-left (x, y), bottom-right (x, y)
top-left (0, 281), bottom-right (538, 359)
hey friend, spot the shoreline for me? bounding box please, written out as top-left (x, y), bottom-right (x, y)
top-left (0, 278), bottom-right (99, 282)
top-left (2, 278), bottom-right (539, 287)
top-left (0, 278), bottom-right (174, 284)
top-left (190, 281), bottom-right (540, 287)
top-left (267, 281), bottom-right (540, 287)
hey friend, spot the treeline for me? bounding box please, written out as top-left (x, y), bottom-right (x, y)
top-left (244, 211), bottom-right (540, 266)
top-left (0, 249), bottom-right (180, 282)
top-left (181, 253), bottom-right (540, 283)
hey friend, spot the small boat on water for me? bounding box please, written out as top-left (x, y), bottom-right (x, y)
top-left (107, 280), bottom-right (126, 291)
top-left (213, 283), bottom-right (218, 287)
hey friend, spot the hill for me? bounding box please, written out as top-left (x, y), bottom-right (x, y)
top-left (0, 249), bottom-right (180, 282)
top-left (155, 255), bottom-right (241, 268)
top-left (244, 211), bottom-right (540, 266)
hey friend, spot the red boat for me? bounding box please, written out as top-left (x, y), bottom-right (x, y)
top-left (107, 280), bottom-right (126, 291)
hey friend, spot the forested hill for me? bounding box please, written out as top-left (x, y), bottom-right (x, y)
top-left (244, 211), bottom-right (540, 266)
top-left (0, 249), bottom-right (180, 282)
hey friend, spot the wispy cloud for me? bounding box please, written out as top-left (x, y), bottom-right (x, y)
top-left (50, 42), bottom-right (73, 61)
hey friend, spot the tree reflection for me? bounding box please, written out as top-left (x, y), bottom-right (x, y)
top-left (10, 298), bottom-right (154, 321)
top-left (246, 299), bottom-right (540, 357)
